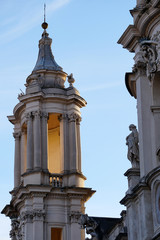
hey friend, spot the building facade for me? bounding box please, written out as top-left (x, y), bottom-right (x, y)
top-left (2, 22), bottom-right (94, 240)
top-left (82, 0), bottom-right (160, 239)
top-left (118, 0), bottom-right (160, 239)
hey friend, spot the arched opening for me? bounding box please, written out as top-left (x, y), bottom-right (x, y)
top-left (48, 113), bottom-right (61, 173)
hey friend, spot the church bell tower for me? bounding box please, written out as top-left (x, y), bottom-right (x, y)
top-left (2, 20), bottom-right (94, 240)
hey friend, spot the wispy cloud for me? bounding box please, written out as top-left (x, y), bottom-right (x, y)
top-left (79, 81), bottom-right (123, 92)
top-left (0, 0), bottom-right (71, 44)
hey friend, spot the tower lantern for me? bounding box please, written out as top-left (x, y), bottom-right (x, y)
top-left (2, 22), bottom-right (95, 240)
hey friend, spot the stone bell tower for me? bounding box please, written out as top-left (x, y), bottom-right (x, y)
top-left (118, 0), bottom-right (160, 239)
top-left (2, 21), bottom-right (94, 240)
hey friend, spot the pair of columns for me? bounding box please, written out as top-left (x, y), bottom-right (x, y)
top-left (13, 111), bottom-right (48, 188)
top-left (13, 111), bottom-right (82, 189)
top-left (26, 111), bottom-right (48, 171)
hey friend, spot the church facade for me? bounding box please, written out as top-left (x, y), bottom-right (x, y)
top-left (81, 0), bottom-right (160, 239)
top-left (118, 0), bottom-right (160, 239)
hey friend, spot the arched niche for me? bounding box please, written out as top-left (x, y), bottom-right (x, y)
top-left (48, 113), bottom-right (61, 173)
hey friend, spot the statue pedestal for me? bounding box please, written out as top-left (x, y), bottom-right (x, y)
top-left (124, 168), bottom-right (140, 191)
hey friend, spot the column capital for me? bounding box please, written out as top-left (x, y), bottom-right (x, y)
top-left (69, 211), bottom-right (81, 223)
top-left (13, 132), bottom-right (21, 139)
top-left (32, 110), bottom-right (42, 118)
top-left (68, 113), bottom-right (80, 122)
top-left (58, 113), bottom-right (68, 122)
top-left (25, 112), bottom-right (33, 120)
top-left (41, 111), bottom-right (48, 119)
top-left (32, 210), bottom-right (45, 221)
top-left (76, 116), bottom-right (82, 124)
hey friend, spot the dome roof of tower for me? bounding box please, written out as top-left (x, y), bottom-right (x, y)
top-left (32, 25), bottom-right (63, 72)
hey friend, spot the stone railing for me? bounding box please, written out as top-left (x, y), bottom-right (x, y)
top-left (49, 173), bottom-right (63, 188)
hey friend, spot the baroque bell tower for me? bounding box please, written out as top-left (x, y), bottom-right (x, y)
top-left (2, 20), bottom-right (94, 240)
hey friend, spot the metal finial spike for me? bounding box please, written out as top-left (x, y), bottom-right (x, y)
top-left (44, 3), bottom-right (46, 22)
top-left (42, 3), bottom-right (48, 30)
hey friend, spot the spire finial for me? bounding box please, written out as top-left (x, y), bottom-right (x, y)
top-left (42, 3), bottom-right (48, 30)
top-left (44, 3), bottom-right (46, 22)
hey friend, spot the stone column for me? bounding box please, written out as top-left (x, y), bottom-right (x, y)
top-left (21, 129), bottom-right (27, 175)
top-left (26, 112), bottom-right (33, 171)
top-left (76, 116), bottom-right (82, 173)
top-left (41, 112), bottom-right (48, 171)
top-left (13, 132), bottom-right (21, 188)
top-left (33, 111), bottom-right (41, 170)
top-left (68, 113), bottom-right (78, 172)
top-left (59, 114), bottom-right (69, 173)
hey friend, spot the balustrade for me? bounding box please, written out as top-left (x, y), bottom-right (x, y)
top-left (49, 173), bottom-right (63, 187)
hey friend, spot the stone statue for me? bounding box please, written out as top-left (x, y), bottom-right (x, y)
top-left (126, 124), bottom-right (139, 168)
top-left (81, 214), bottom-right (99, 240)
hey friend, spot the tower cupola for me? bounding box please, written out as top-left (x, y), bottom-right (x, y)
top-left (26, 23), bottom-right (67, 93)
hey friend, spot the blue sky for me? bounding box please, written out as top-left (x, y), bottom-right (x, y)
top-left (0, 0), bottom-right (137, 239)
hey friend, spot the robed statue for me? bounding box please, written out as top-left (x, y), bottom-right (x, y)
top-left (126, 124), bottom-right (139, 168)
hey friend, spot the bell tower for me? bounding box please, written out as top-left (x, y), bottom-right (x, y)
top-left (2, 21), bottom-right (94, 240)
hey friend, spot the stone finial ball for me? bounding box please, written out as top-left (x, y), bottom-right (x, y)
top-left (42, 22), bottom-right (48, 29)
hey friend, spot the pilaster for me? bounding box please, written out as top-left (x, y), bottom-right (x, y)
top-left (13, 132), bottom-right (21, 188)
top-left (26, 112), bottom-right (33, 171)
top-left (76, 116), bottom-right (82, 173)
top-left (69, 211), bottom-right (82, 240)
top-left (68, 113), bottom-right (79, 172)
top-left (135, 59), bottom-right (153, 177)
top-left (21, 129), bottom-right (27, 175)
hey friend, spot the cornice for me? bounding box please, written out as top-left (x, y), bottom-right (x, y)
top-left (120, 179), bottom-right (149, 206)
top-left (137, 8), bottom-right (160, 36)
top-left (10, 90), bottom-right (86, 123)
top-left (118, 4), bottom-right (160, 52)
top-left (117, 25), bottom-right (140, 52)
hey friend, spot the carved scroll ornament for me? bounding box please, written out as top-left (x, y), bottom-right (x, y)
top-left (139, 31), bottom-right (160, 81)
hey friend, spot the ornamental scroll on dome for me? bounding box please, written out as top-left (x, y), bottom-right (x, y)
top-left (139, 31), bottom-right (160, 81)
